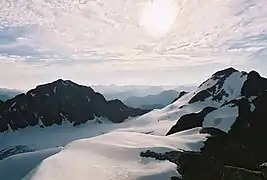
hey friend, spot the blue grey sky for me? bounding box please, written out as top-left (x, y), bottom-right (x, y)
top-left (1, 0), bottom-right (267, 90)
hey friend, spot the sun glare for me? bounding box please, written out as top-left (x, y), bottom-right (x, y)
top-left (139, 0), bottom-right (178, 37)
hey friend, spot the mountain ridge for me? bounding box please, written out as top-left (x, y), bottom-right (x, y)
top-left (167, 67), bottom-right (267, 135)
top-left (0, 79), bottom-right (148, 132)
top-left (1, 67), bottom-right (267, 180)
top-left (123, 89), bottom-right (184, 109)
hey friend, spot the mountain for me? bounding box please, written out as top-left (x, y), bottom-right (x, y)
top-left (0, 89), bottom-right (21, 101)
top-left (166, 67), bottom-right (266, 135)
top-left (123, 90), bottom-right (186, 109)
top-left (161, 68), bottom-right (267, 180)
top-left (1, 68), bottom-right (267, 180)
top-left (92, 85), bottom-right (196, 101)
top-left (92, 85), bottom-right (166, 101)
top-left (0, 79), bottom-right (148, 132)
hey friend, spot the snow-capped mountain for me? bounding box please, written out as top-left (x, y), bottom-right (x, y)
top-left (167, 67), bottom-right (267, 135)
top-left (1, 68), bottom-right (267, 180)
top-left (0, 79), bottom-right (148, 132)
top-left (163, 68), bottom-right (267, 180)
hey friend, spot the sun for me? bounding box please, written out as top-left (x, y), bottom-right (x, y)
top-left (139, 0), bottom-right (178, 37)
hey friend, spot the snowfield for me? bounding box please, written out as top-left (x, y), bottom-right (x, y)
top-left (0, 127), bottom-right (208, 180)
top-left (0, 88), bottom-right (210, 180)
top-left (0, 86), bottom-right (212, 179)
top-left (0, 148), bottom-right (61, 180)
top-left (22, 131), bottom-right (207, 180)
top-left (0, 68), bottom-right (261, 179)
top-left (203, 104), bottom-right (238, 132)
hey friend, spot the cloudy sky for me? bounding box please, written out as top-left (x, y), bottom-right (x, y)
top-left (1, 0), bottom-right (267, 90)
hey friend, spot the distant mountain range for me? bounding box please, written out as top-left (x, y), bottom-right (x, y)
top-left (123, 90), bottom-right (187, 109)
top-left (0, 88), bottom-right (21, 101)
top-left (92, 84), bottom-right (196, 101)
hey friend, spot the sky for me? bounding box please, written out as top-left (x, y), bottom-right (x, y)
top-left (0, 0), bottom-right (267, 90)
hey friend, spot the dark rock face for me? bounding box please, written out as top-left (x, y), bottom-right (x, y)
top-left (140, 150), bottom-right (183, 179)
top-left (189, 90), bottom-right (211, 104)
top-left (166, 107), bottom-right (216, 135)
top-left (222, 166), bottom-right (264, 180)
top-left (140, 149), bottom-right (265, 180)
top-left (170, 128), bottom-right (266, 180)
top-left (0, 79), bottom-right (148, 132)
top-left (178, 151), bottom-right (223, 180)
top-left (171, 91), bottom-right (188, 103)
top-left (0, 146), bottom-right (34, 161)
top-left (230, 92), bottom-right (267, 163)
top-left (176, 150), bottom-right (264, 180)
top-left (199, 127), bottom-right (227, 136)
top-left (241, 70), bottom-right (267, 97)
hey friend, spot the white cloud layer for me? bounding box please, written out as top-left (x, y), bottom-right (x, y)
top-left (0, 0), bottom-right (267, 89)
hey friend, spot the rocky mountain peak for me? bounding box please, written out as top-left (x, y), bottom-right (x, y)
top-left (211, 67), bottom-right (238, 78)
top-left (0, 80), bottom-right (148, 132)
top-left (164, 69), bottom-right (267, 180)
top-left (167, 68), bottom-right (267, 136)
top-left (189, 68), bottom-right (247, 104)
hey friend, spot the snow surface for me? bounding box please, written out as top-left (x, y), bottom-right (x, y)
top-left (0, 106), bottom-right (208, 180)
top-left (0, 148), bottom-right (61, 180)
top-left (0, 69), bottom-right (253, 179)
top-left (203, 104), bottom-right (238, 132)
top-left (0, 126), bottom-right (207, 180)
top-left (22, 130), bottom-right (206, 180)
top-left (220, 72), bottom-right (247, 102)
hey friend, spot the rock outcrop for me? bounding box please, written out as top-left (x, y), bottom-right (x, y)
top-left (171, 91), bottom-right (188, 103)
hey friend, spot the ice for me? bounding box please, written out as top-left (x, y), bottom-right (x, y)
top-left (203, 104), bottom-right (238, 132)
top-left (21, 131), bottom-right (205, 180)
top-left (0, 148), bottom-right (61, 180)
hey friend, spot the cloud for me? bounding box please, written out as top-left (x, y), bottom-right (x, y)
top-left (0, 0), bottom-right (267, 89)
